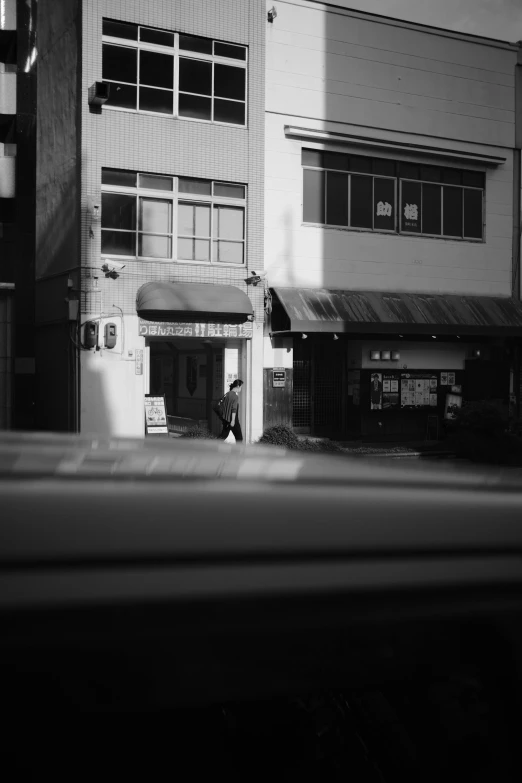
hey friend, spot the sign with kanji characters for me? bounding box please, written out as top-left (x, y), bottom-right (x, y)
top-left (135, 349), bottom-right (143, 375)
top-left (139, 320), bottom-right (253, 339)
top-left (382, 372), bottom-right (400, 408)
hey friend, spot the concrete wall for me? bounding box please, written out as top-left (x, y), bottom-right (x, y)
top-left (265, 0), bottom-right (518, 297)
top-left (35, 0), bottom-right (80, 281)
top-left (80, 0), bottom-right (265, 440)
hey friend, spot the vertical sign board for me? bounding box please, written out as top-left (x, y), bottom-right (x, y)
top-left (144, 395), bottom-right (168, 435)
top-left (135, 349), bottom-right (143, 375)
top-left (272, 368), bottom-right (286, 387)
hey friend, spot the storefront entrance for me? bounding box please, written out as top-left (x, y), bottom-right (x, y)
top-left (148, 337), bottom-right (245, 436)
top-left (292, 338), bottom-right (347, 438)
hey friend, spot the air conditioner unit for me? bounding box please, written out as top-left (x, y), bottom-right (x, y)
top-left (88, 82), bottom-right (110, 106)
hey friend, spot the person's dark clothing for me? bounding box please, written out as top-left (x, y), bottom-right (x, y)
top-left (219, 419), bottom-right (243, 442)
top-left (218, 389), bottom-right (242, 442)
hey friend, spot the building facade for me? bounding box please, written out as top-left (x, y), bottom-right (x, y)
top-left (263, 0), bottom-right (522, 440)
top-left (35, 0), bottom-right (265, 439)
top-left (0, 0), bottom-right (37, 430)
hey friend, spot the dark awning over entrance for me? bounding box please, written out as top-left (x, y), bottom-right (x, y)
top-left (271, 288), bottom-right (522, 337)
top-left (136, 281), bottom-right (253, 322)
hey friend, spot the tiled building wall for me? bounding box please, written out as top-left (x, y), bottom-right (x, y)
top-left (80, 0), bottom-right (265, 323)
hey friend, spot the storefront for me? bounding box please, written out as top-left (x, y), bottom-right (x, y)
top-left (266, 288), bottom-right (522, 441)
top-left (81, 281), bottom-right (256, 439)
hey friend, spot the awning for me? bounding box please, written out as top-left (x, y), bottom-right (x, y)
top-left (271, 288), bottom-right (522, 337)
top-left (136, 281), bottom-right (253, 322)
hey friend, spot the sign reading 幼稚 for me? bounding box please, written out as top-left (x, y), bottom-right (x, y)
top-left (139, 319), bottom-right (253, 339)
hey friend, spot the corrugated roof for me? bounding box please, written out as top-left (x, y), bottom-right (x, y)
top-left (272, 288), bottom-right (522, 336)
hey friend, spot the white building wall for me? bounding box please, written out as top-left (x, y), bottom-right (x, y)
top-left (264, 0), bottom-right (518, 298)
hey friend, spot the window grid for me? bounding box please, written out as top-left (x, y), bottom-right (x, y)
top-left (303, 154), bottom-right (485, 242)
top-left (101, 172), bottom-right (246, 266)
top-left (102, 23), bottom-right (248, 127)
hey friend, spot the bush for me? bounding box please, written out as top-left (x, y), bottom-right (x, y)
top-left (180, 426), bottom-right (217, 440)
top-left (258, 424), bottom-right (300, 449)
top-left (446, 400), bottom-right (522, 465)
top-left (258, 425), bottom-right (345, 454)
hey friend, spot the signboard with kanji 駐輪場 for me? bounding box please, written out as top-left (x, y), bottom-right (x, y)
top-left (139, 320), bottom-right (253, 339)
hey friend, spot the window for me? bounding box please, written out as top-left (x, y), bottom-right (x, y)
top-left (302, 149), bottom-right (484, 241)
top-left (101, 169), bottom-right (246, 265)
top-left (102, 20), bottom-right (247, 126)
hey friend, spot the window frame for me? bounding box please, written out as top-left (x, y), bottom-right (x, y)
top-left (101, 172), bottom-right (247, 266)
top-left (102, 22), bottom-right (248, 127)
top-left (302, 150), bottom-right (485, 243)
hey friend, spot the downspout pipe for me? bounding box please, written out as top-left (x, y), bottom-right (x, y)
top-left (512, 47), bottom-right (522, 420)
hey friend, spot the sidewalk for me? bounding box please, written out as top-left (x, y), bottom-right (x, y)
top-left (306, 438), bottom-right (456, 459)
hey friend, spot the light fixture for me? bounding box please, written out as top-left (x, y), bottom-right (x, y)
top-left (431, 335), bottom-right (437, 339)
top-left (267, 6), bottom-right (277, 22)
top-left (399, 334), bottom-right (404, 338)
top-left (472, 348), bottom-right (481, 358)
top-left (302, 333), bottom-right (307, 339)
top-left (370, 350), bottom-right (380, 360)
top-left (391, 350), bottom-right (400, 360)
top-left (381, 350), bottom-right (391, 360)
top-left (333, 334), bottom-right (339, 340)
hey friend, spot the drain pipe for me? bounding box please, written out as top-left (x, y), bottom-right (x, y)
top-left (512, 49), bottom-right (522, 420)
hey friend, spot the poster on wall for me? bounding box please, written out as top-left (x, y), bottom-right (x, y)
top-left (382, 372), bottom-right (400, 408)
top-left (144, 395), bottom-right (168, 435)
top-left (370, 372), bottom-right (383, 410)
top-left (400, 373), bottom-right (438, 408)
top-left (444, 394), bottom-right (462, 420)
top-left (447, 372), bottom-right (456, 386)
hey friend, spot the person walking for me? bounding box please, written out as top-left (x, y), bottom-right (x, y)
top-left (218, 379), bottom-right (243, 442)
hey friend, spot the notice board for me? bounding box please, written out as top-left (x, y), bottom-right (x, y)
top-left (400, 372), bottom-right (438, 409)
top-left (145, 395), bottom-right (168, 435)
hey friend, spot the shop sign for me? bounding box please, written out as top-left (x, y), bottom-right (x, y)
top-left (144, 395), bottom-right (168, 435)
top-left (135, 348), bottom-right (143, 376)
top-left (272, 368), bottom-right (286, 388)
top-left (139, 319), bottom-right (253, 339)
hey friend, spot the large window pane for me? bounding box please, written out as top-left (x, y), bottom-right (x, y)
top-left (103, 44), bottom-right (137, 83)
top-left (373, 178), bottom-right (395, 230)
top-left (139, 86), bottom-right (173, 114)
top-left (195, 205), bottom-right (211, 236)
top-left (350, 175), bottom-right (372, 228)
top-left (214, 99), bottom-right (245, 125)
top-left (177, 238), bottom-right (210, 261)
top-left (442, 168), bottom-right (462, 185)
top-left (101, 193), bottom-right (136, 230)
top-left (139, 28), bottom-right (174, 47)
top-left (102, 169), bottom-right (137, 187)
top-left (106, 83), bottom-right (137, 110)
top-left (373, 159), bottom-right (396, 177)
top-left (214, 42), bottom-right (247, 60)
top-left (214, 206), bottom-right (244, 239)
top-left (179, 58), bottom-right (212, 95)
top-left (462, 171), bottom-right (485, 189)
top-left (422, 183), bottom-right (442, 235)
top-left (443, 186), bottom-right (463, 237)
top-left (103, 20), bottom-right (138, 40)
top-left (178, 203), bottom-right (195, 235)
top-left (324, 152), bottom-right (349, 171)
top-left (213, 183), bottom-right (245, 199)
top-left (399, 162), bottom-right (420, 180)
top-left (138, 234), bottom-right (171, 258)
top-left (179, 178), bottom-right (212, 195)
top-left (214, 241), bottom-right (243, 264)
top-left (400, 180), bottom-right (421, 232)
top-left (179, 93), bottom-right (211, 120)
top-left (350, 156), bottom-right (372, 174)
top-left (302, 149), bottom-right (323, 168)
top-left (139, 198), bottom-right (171, 234)
top-left (177, 237), bottom-right (193, 259)
top-left (101, 230), bottom-right (135, 256)
top-left (326, 172), bottom-right (348, 226)
top-left (214, 64), bottom-right (245, 100)
top-left (303, 169), bottom-right (325, 224)
top-left (138, 174), bottom-right (173, 191)
top-left (139, 50), bottom-right (174, 89)
top-left (179, 34), bottom-right (213, 54)
top-left (464, 189), bottom-right (483, 238)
